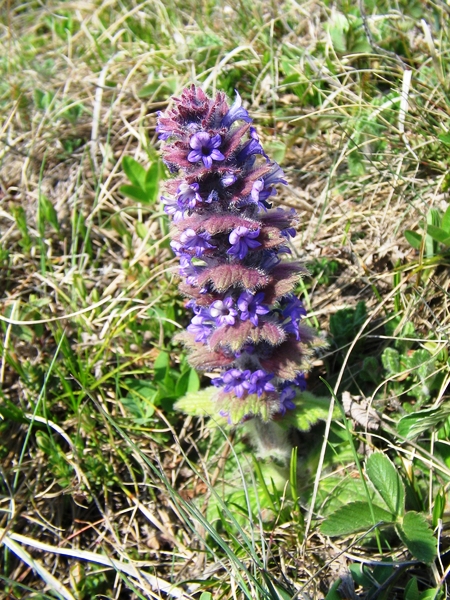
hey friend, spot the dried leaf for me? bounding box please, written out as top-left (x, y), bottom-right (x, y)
top-left (342, 391), bottom-right (380, 430)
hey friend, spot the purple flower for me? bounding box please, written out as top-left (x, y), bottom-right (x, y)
top-left (235, 135), bottom-right (266, 163)
top-left (187, 304), bottom-right (214, 342)
top-left (222, 172), bottom-right (237, 187)
top-left (179, 228), bottom-right (216, 257)
top-left (187, 132), bottom-right (225, 168)
top-left (278, 386), bottom-right (296, 415)
top-left (247, 370), bottom-right (276, 397)
top-left (177, 182), bottom-right (202, 209)
top-left (212, 368), bottom-right (252, 398)
top-left (281, 296), bottom-right (307, 339)
top-left (179, 254), bottom-right (200, 285)
top-left (187, 314), bottom-right (214, 342)
top-left (221, 91), bottom-right (252, 128)
top-left (227, 226), bottom-right (261, 260)
top-left (260, 250), bottom-right (281, 271)
top-left (209, 297), bottom-right (238, 327)
top-left (237, 291), bottom-right (269, 326)
top-left (162, 196), bottom-right (184, 222)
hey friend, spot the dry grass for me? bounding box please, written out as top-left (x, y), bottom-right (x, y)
top-left (1, 0), bottom-right (450, 598)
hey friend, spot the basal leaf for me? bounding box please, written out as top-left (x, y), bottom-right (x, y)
top-left (404, 229), bottom-right (422, 250)
top-left (366, 452), bottom-right (405, 517)
top-left (321, 501), bottom-right (395, 536)
top-left (397, 511), bottom-right (437, 563)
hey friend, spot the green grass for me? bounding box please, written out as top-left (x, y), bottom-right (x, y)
top-left (1, 0), bottom-right (450, 598)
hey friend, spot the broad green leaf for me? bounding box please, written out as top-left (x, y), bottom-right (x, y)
top-left (187, 368), bottom-right (200, 392)
top-left (397, 511), bottom-right (437, 563)
top-left (419, 589), bottom-right (442, 600)
top-left (397, 404), bottom-right (450, 439)
top-left (175, 368), bottom-right (200, 397)
top-left (321, 501), bottom-right (395, 536)
top-left (404, 229), bottom-right (422, 250)
top-left (122, 155), bottom-right (147, 189)
top-left (366, 453), bottom-right (405, 517)
top-left (199, 594), bottom-right (213, 600)
top-left (426, 224), bottom-right (450, 247)
top-left (441, 205), bottom-right (450, 233)
top-left (404, 577), bottom-right (420, 600)
top-left (119, 184), bottom-right (152, 203)
top-left (153, 351), bottom-right (170, 382)
top-left (324, 580), bottom-right (342, 600)
top-left (143, 162), bottom-right (161, 203)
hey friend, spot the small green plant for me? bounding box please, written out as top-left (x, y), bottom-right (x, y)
top-left (405, 205), bottom-right (450, 257)
top-left (120, 155), bottom-right (164, 205)
top-left (322, 452), bottom-right (437, 564)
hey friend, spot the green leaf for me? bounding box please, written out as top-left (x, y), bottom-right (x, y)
top-left (404, 229), bottom-right (422, 250)
top-left (135, 221), bottom-right (147, 240)
top-left (441, 205), bottom-right (450, 233)
top-left (404, 577), bottom-right (420, 600)
top-left (0, 397), bottom-right (28, 424)
top-left (432, 488), bottom-right (446, 528)
top-left (199, 594), bottom-right (213, 600)
top-left (175, 368), bottom-right (200, 397)
top-left (397, 404), bottom-right (450, 440)
top-left (264, 141), bottom-right (286, 165)
top-left (122, 155), bottom-right (147, 189)
top-left (382, 347), bottom-right (401, 375)
top-left (324, 580), bottom-right (342, 600)
top-left (419, 589), bottom-right (442, 600)
top-left (119, 184), bottom-right (152, 203)
top-left (321, 501), bottom-right (395, 536)
top-left (187, 368), bottom-right (200, 392)
top-left (282, 392), bottom-right (336, 431)
top-left (38, 194), bottom-right (59, 232)
top-left (174, 386), bottom-right (218, 417)
top-left (366, 453), bottom-right (405, 517)
top-left (153, 351), bottom-right (170, 382)
top-left (327, 11), bottom-right (349, 54)
top-left (438, 132), bottom-right (450, 146)
top-left (143, 162), bottom-right (161, 204)
top-left (426, 224), bottom-right (450, 247)
top-left (397, 511), bottom-right (437, 563)
top-left (121, 379), bottom-right (158, 423)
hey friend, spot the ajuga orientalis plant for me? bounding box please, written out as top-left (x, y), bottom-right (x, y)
top-left (157, 86), bottom-right (321, 424)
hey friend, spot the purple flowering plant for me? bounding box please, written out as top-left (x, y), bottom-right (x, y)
top-left (157, 85), bottom-right (320, 424)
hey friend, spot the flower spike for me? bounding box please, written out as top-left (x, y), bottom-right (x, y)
top-left (158, 86), bottom-right (319, 423)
